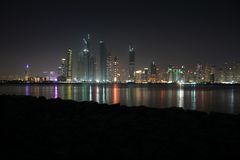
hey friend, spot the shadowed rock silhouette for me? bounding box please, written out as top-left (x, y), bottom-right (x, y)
top-left (2, 95), bottom-right (240, 159)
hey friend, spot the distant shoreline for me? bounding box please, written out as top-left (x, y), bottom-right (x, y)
top-left (1, 80), bottom-right (240, 86)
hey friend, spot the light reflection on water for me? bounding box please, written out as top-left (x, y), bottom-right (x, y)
top-left (177, 86), bottom-right (184, 108)
top-left (25, 85), bottom-right (30, 96)
top-left (0, 84), bottom-right (240, 114)
top-left (191, 88), bottom-right (196, 110)
top-left (54, 85), bottom-right (58, 98)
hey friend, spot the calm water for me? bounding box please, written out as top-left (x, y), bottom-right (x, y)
top-left (0, 84), bottom-right (240, 114)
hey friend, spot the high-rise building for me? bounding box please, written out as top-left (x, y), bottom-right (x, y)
top-left (99, 40), bottom-right (107, 82)
top-left (167, 64), bottom-right (174, 83)
top-left (179, 65), bottom-right (185, 83)
top-left (210, 65), bottom-right (216, 83)
top-left (142, 68), bottom-right (149, 83)
top-left (135, 70), bottom-right (142, 83)
top-left (149, 61), bottom-right (157, 83)
top-left (112, 56), bottom-right (120, 82)
top-left (223, 62), bottom-right (233, 82)
top-left (89, 54), bottom-right (96, 82)
top-left (232, 61), bottom-right (240, 83)
top-left (215, 67), bottom-right (224, 83)
top-left (79, 48), bottom-right (90, 81)
top-left (78, 34), bottom-right (96, 82)
top-left (106, 52), bottom-right (112, 82)
top-left (204, 64), bottom-right (211, 83)
top-left (87, 34), bottom-right (96, 82)
top-left (66, 48), bottom-right (73, 82)
top-left (77, 34), bottom-right (96, 82)
top-left (185, 70), bottom-right (195, 83)
top-left (120, 69), bottom-right (128, 83)
top-left (57, 58), bottom-right (66, 82)
top-left (128, 45), bottom-right (135, 82)
top-left (195, 63), bottom-right (204, 83)
top-left (24, 64), bottom-right (30, 81)
top-left (167, 64), bottom-right (184, 83)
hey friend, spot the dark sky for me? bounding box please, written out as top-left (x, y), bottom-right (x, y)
top-left (0, 0), bottom-right (240, 78)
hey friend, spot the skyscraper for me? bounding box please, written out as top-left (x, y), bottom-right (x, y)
top-left (150, 61), bottom-right (157, 83)
top-left (128, 45), bottom-right (135, 82)
top-left (57, 58), bottom-right (66, 82)
top-left (99, 40), bottom-right (107, 82)
top-left (24, 64), bottom-right (30, 81)
top-left (112, 56), bottom-right (120, 82)
top-left (106, 52), bottom-right (112, 82)
top-left (167, 64), bottom-right (184, 83)
top-left (142, 68), bottom-right (149, 83)
top-left (195, 63), bottom-right (204, 83)
top-left (80, 47), bottom-right (90, 82)
top-left (66, 48), bottom-right (73, 82)
top-left (77, 34), bottom-right (96, 82)
top-left (135, 70), bottom-right (142, 83)
top-left (87, 34), bottom-right (96, 82)
top-left (168, 64), bottom-right (174, 83)
top-left (204, 64), bottom-right (211, 83)
top-left (89, 54), bottom-right (96, 82)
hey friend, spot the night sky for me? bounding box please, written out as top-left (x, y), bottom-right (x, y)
top-left (0, 0), bottom-right (240, 78)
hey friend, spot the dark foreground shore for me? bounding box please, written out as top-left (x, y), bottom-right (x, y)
top-left (2, 95), bottom-right (240, 159)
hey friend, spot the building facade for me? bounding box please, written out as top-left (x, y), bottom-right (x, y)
top-left (128, 45), bottom-right (135, 82)
top-left (66, 48), bottom-right (73, 82)
top-left (99, 41), bottom-right (107, 82)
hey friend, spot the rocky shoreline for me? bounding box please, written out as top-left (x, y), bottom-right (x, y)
top-left (2, 95), bottom-right (240, 159)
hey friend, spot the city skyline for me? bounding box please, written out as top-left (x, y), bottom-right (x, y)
top-left (8, 41), bottom-right (240, 84)
top-left (0, 0), bottom-right (240, 77)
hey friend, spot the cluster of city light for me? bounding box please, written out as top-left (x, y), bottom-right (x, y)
top-left (19, 34), bottom-right (240, 84)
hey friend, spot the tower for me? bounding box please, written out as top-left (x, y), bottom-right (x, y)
top-left (24, 64), bottom-right (30, 81)
top-left (57, 58), bottom-right (66, 82)
top-left (143, 68), bottom-right (149, 83)
top-left (99, 40), bottom-right (107, 82)
top-left (77, 34), bottom-right (96, 82)
top-left (168, 64), bottom-right (174, 83)
top-left (89, 54), bottom-right (96, 82)
top-left (66, 48), bottom-right (73, 82)
top-left (113, 56), bottom-right (120, 82)
top-left (195, 63), bottom-right (204, 83)
top-left (150, 61), bottom-right (157, 83)
top-left (128, 44), bottom-right (135, 82)
top-left (106, 52), bottom-right (112, 82)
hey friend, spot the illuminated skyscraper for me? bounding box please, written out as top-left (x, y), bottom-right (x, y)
top-left (112, 56), bottom-right (120, 82)
top-left (223, 62), bottom-right (233, 82)
top-left (99, 40), bottom-right (107, 82)
top-left (150, 61), bottom-right (157, 83)
top-left (80, 42), bottom-right (90, 81)
top-left (204, 64), bottom-right (211, 83)
top-left (106, 52), bottom-right (112, 82)
top-left (89, 54), bottom-right (96, 82)
top-left (210, 65), bottom-right (216, 83)
top-left (57, 58), bottom-right (66, 82)
top-left (195, 63), bottom-right (204, 83)
top-left (86, 34), bottom-right (96, 82)
top-left (168, 64), bottom-right (184, 83)
top-left (66, 48), bottom-right (73, 82)
top-left (233, 61), bottom-right (240, 83)
top-left (77, 34), bottom-right (96, 82)
top-left (24, 64), bottom-right (30, 81)
top-left (142, 68), bottom-right (149, 83)
top-left (60, 58), bottom-right (66, 77)
top-left (78, 34), bottom-right (94, 82)
top-left (120, 69), bottom-right (128, 83)
top-left (168, 64), bottom-right (174, 83)
top-left (135, 70), bottom-right (142, 83)
top-left (128, 45), bottom-right (135, 82)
